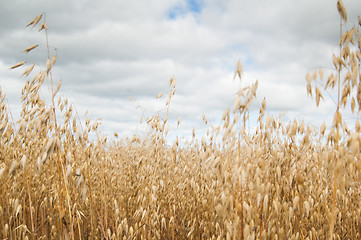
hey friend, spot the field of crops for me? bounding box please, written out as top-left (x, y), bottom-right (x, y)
top-left (1, 1), bottom-right (361, 239)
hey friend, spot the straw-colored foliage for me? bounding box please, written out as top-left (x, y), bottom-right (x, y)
top-left (1, 4), bottom-right (361, 240)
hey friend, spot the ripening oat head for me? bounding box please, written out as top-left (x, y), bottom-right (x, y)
top-left (21, 64), bottom-right (35, 77)
top-left (319, 69), bottom-right (324, 80)
top-left (261, 97), bottom-right (266, 110)
top-left (325, 74), bottom-right (336, 89)
top-left (26, 14), bottom-right (43, 27)
top-left (24, 44), bottom-right (39, 53)
top-left (53, 80), bottom-right (62, 97)
top-left (306, 72), bottom-right (312, 84)
top-left (50, 54), bottom-right (57, 68)
top-left (351, 97), bottom-right (356, 113)
top-left (332, 54), bottom-right (339, 70)
top-left (38, 22), bottom-right (48, 31)
top-left (45, 59), bottom-right (51, 74)
top-left (337, 0), bottom-right (347, 22)
top-left (320, 122), bottom-right (326, 136)
top-left (333, 110), bottom-right (342, 128)
top-left (234, 60), bottom-right (243, 81)
top-left (8, 160), bottom-right (19, 177)
top-left (20, 155), bottom-right (27, 170)
top-left (156, 92), bottom-right (163, 98)
top-left (307, 83), bottom-right (312, 97)
top-left (315, 87), bottom-right (324, 106)
top-left (10, 61), bottom-right (27, 69)
top-left (177, 116), bottom-right (181, 127)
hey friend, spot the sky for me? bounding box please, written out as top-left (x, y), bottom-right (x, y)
top-left (0, 0), bottom-right (360, 142)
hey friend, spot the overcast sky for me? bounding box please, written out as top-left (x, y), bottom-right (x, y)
top-left (1, 0), bottom-right (360, 141)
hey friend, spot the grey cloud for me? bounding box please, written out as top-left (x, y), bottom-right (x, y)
top-left (1, 0), bottom-right (359, 139)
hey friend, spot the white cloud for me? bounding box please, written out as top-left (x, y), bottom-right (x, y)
top-left (0, 0), bottom-right (360, 141)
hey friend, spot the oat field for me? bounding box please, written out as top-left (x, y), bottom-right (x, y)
top-left (1, 1), bottom-right (361, 239)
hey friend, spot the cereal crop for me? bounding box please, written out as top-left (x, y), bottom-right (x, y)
top-left (1, 1), bottom-right (361, 239)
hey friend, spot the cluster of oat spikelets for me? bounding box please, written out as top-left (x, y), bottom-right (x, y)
top-left (1, 1), bottom-right (361, 239)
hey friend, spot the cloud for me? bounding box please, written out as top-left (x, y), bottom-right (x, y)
top-left (0, 0), bottom-right (359, 141)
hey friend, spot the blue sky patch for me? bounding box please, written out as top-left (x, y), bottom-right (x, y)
top-left (187, 0), bottom-right (202, 13)
top-left (168, 0), bottom-right (203, 19)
